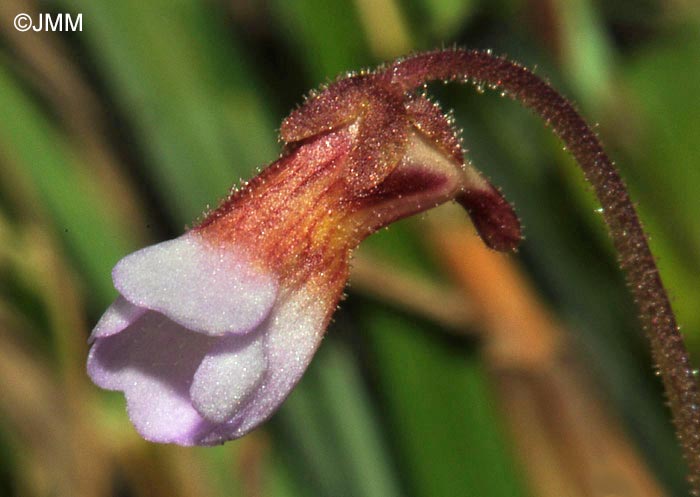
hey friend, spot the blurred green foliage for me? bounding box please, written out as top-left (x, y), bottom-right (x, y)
top-left (0, 0), bottom-right (699, 496)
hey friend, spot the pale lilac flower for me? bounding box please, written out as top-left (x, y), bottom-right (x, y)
top-left (87, 59), bottom-right (521, 446)
top-left (88, 234), bottom-right (295, 445)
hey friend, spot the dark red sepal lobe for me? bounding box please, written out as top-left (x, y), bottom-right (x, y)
top-left (456, 188), bottom-right (522, 252)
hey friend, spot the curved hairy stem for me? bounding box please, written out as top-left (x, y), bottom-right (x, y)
top-left (387, 48), bottom-right (700, 493)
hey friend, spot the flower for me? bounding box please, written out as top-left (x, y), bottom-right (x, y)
top-left (87, 66), bottom-right (521, 446)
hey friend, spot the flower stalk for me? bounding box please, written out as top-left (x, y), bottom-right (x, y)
top-left (386, 48), bottom-right (700, 493)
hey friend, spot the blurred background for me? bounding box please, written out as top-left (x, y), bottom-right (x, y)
top-left (0, 0), bottom-right (699, 496)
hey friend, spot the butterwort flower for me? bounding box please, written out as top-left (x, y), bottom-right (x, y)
top-left (85, 47), bottom-right (700, 492)
top-left (88, 53), bottom-right (526, 446)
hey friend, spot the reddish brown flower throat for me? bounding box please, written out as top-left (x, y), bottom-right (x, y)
top-left (197, 68), bottom-right (521, 294)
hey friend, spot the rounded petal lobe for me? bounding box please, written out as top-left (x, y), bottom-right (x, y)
top-left (90, 296), bottom-right (147, 342)
top-left (196, 285), bottom-right (329, 445)
top-left (87, 312), bottom-right (217, 445)
top-left (112, 234), bottom-right (278, 335)
top-left (190, 332), bottom-right (268, 423)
